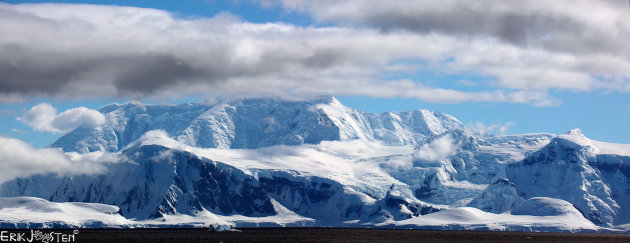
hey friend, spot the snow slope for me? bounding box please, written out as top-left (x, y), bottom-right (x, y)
top-left (558, 129), bottom-right (630, 157)
top-left (0, 196), bottom-right (598, 232)
top-left (0, 197), bottom-right (131, 228)
top-left (390, 204), bottom-right (598, 232)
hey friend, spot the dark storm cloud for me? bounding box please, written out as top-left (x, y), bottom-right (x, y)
top-left (0, 45), bottom-right (78, 95)
top-left (367, 9), bottom-right (580, 47)
top-left (110, 55), bottom-right (207, 94)
top-left (0, 3), bottom-right (365, 100)
top-left (0, 46), bottom-right (209, 96)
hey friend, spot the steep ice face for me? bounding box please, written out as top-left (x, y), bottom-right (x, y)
top-left (372, 185), bottom-right (441, 221)
top-left (505, 131), bottom-right (628, 226)
top-left (51, 97), bottom-right (467, 152)
top-left (313, 97), bottom-right (374, 141)
top-left (52, 98), bottom-right (345, 152)
top-left (0, 146), bottom-right (420, 225)
top-left (397, 131), bottom-right (552, 207)
top-left (4, 129), bottom-right (547, 225)
top-left (182, 98), bottom-right (344, 149)
top-left (365, 109), bottom-right (464, 146)
top-left (52, 103), bottom-right (211, 153)
top-left (468, 178), bottom-right (522, 213)
top-left (2, 145), bottom-right (277, 219)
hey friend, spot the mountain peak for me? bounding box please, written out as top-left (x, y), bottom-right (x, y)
top-left (564, 128), bottom-right (584, 137)
top-left (556, 128), bottom-right (590, 148)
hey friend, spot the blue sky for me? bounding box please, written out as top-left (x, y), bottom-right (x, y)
top-left (1, 0), bottom-right (630, 147)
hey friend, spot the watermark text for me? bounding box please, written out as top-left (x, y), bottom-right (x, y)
top-left (0, 230), bottom-right (78, 243)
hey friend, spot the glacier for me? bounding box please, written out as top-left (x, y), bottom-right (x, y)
top-left (1, 97), bottom-right (629, 232)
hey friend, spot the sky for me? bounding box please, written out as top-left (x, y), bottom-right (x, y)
top-left (1, 0), bottom-right (629, 147)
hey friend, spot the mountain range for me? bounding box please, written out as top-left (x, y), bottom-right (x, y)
top-left (1, 97), bottom-right (629, 232)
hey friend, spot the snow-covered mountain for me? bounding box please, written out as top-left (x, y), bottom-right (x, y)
top-left (2, 97), bottom-right (629, 232)
top-left (51, 97), bottom-right (463, 152)
top-left (505, 129), bottom-right (630, 227)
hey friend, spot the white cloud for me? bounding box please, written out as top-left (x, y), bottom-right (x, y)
top-left (0, 2), bottom-right (628, 105)
top-left (0, 136), bottom-right (119, 184)
top-left (414, 134), bottom-right (457, 162)
top-left (360, 81), bottom-right (560, 106)
top-left (268, 0), bottom-right (630, 92)
top-left (22, 103), bottom-right (105, 133)
top-left (470, 121), bottom-right (516, 137)
top-left (271, 0), bottom-right (630, 55)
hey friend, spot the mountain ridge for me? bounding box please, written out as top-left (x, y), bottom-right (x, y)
top-left (51, 96), bottom-right (465, 153)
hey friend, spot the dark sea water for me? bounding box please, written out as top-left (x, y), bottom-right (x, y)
top-left (3, 228), bottom-right (630, 242)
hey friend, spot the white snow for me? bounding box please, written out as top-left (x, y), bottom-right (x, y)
top-left (126, 129), bottom-right (558, 208)
top-left (559, 129), bottom-right (630, 156)
top-left (477, 133), bottom-right (553, 163)
top-left (0, 197), bottom-right (131, 227)
top-left (0, 196), bottom-right (601, 231)
top-left (150, 137), bottom-right (416, 196)
top-left (216, 198), bottom-right (315, 226)
top-left (0, 196), bottom-right (314, 229)
top-left (389, 206), bottom-right (598, 232)
top-left (52, 97), bottom-right (471, 153)
top-left (146, 198), bottom-right (316, 228)
top-left (512, 197), bottom-right (584, 216)
top-left (314, 97), bottom-right (374, 141)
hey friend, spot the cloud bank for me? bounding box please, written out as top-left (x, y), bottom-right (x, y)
top-left (274, 0), bottom-right (629, 54)
top-left (1, 2), bottom-right (629, 105)
top-left (271, 0), bottom-right (630, 90)
top-left (0, 136), bottom-right (119, 184)
top-left (22, 103), bottom-right (105, 133)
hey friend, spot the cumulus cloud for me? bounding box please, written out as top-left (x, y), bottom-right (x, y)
top-left (22, 103), bottom-right (105, 133)
top-left (0, 136), bottom-right (119, 184)
top-left (0, 2), bottom-right (628, 105)
top-left (414, 135), bottom-right (457, 162)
